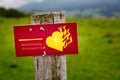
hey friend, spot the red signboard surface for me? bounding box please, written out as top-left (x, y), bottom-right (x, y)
top-left (14, 23), bottom-right (78, 57)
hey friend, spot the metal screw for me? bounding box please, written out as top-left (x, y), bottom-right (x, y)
top-left (42, 51), bottom-right (46, 57)
top-left (40, 27), bottom-right (45, 31)
top-left (29, 28), bottom-right (32, 31)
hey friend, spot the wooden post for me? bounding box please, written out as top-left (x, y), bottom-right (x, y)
top-left (31, 12), bottom-right (67, 80)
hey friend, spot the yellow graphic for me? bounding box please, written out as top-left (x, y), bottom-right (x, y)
top-left (19, 38), bottom-right (43, 42)
top-left (46, 26), bottom-right (72, 51)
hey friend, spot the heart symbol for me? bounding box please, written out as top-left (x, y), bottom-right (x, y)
top-left (46, 31), bottom-right (64, 51)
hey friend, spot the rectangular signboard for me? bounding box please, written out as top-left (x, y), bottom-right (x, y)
top-left (14, 23), bottom-right (78, 57)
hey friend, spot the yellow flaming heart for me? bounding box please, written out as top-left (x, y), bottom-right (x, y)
top-left (46, 26), bottom-right (72, 51)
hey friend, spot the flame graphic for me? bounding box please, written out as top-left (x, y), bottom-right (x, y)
top-left (46, 26), bottom-right (72, 51)
top-left (59, 26), bottom-right (72, 48)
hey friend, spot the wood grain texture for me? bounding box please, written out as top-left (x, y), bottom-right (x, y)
top-left (31, 12), bottom-right (67, 80)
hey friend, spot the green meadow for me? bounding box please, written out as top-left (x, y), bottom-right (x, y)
top-left (0, 17), bottom-right (120, 80)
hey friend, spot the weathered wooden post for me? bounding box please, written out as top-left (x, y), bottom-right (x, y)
top-left (31, 12), bottom-right (67, 80)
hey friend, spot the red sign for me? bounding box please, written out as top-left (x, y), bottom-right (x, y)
top-left (14, 23), bottom-right (78, 57)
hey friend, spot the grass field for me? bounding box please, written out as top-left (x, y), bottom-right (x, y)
top-left (0, 17), bottom-right (120, 80)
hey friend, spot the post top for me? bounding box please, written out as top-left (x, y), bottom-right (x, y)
top-left (31, 11), bottom-right (65, 16)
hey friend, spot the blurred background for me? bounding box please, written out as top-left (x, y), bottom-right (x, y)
top-left (0, 0), bottom-right (120, 80)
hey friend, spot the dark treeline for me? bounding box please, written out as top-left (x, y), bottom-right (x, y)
top-left (0, 7), bottom-right (27, 18)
